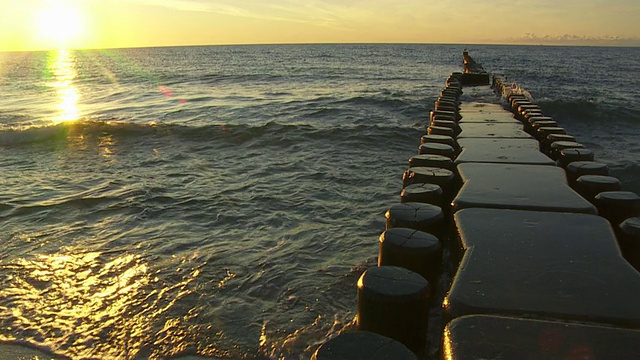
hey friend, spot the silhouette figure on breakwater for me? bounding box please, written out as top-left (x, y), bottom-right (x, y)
top-left (462, 49), bottom-right (485, 74)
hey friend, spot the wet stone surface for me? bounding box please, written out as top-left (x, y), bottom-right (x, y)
top-left (418, 143), bottom-right (456, 159)
top-left (421, 134), bottom-right (456, 148)
top-left (452, 163), bottom-right (596, 214)
top-left (385, 202), bottom-right (445, 236)
top-left (575, 175), bottom-right (622, 202)
top-left (458, 113), bottom-right (519, 124)
top-left (408, 154), bottom-right (455, 171)
top-left (549, 141), bottom-right (584, 159)
top-left (313, 331), bottom-right (416, 360)
top-left (594, 191), bottom-right (640, 225)
top-left (533, 126), bottom-right (562, 142)
top-left (457, 122), bottom-right (531, 139)
top-left (445, 315), bottom-right (640, 360)
top-left (357, 266), bottom-right (430, 357)
top-left (446, 208), bottom-right (640, 327)
top-left (400, 183), bottom-right (444, 206)
top-left (358, 265), bottom-right (429, 302)
top-left (430, 110), bottom-right (457, 121)
top-left (527, 116), bottom-right (554, 124)
top-left (427, 126), bottom-right (455, 138)
top-left (557, 148), bottom-right (595, 168)
top-left (619, 217), bottom-right (640, 272)
top-left (459, 104), bottom-right (518, 123)
top-left (455, 138), bottom-right (554, 166)
top-left (537, 127), bottom-right (567, 141)
top-left (378, 228), bottom-right (442, 283)
top-left (402, 167), bottom-right (455, 189)
top-left (566, 161), bottom-right (610, 186)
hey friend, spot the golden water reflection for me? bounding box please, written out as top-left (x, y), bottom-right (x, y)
top-left (98, 133), bottom-right (116, 158)
top-left (49, 49), bottom-right (80, 122)
top-left (2, 252), bottom-right (150, 357)
top-left (0, 249), bottom-right (206, 358)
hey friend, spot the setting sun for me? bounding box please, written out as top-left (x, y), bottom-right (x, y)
top-left (33, 0), bottom-right (85, 49)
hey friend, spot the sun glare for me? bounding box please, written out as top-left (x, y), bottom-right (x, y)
top-left (34, 1), bottom-right (85, 49)
top-left (50, 50), bottom-right (80, 122)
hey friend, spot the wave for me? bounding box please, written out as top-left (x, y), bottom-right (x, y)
top-left (0, 125), bottom-right (71, 146)
top-left (0, 119), bottom-right (423, 148)
top-left (5, 196), bottom-right (118, 219)
top-left (537, 98), bottom-right (640, 125)
top-left (195, 73), bottom-right (289, 86)
top-left (336, 95), bottom-right (408, 109)
top-left (610, 162), bottom-right (640, 194)
top-left (159, 72), bottom-right (347, 87)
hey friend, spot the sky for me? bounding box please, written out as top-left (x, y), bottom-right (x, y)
top-left (1, 0), bottom-right (639, 51)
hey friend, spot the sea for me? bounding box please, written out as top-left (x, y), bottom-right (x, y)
top-left (0, 44), bottom-right (638, 359)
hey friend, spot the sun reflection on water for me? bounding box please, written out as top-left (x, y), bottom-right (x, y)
top-left (98, 133), bottom-right (116, 158)
top-left (0, 249), bottom-right (210, 359)
top-left (1, 252), bottom-right (151, 357)
top-left (49, 50), bottom-right (80, 122)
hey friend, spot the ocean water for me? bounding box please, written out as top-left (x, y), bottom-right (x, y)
top-left (0, 44), bottom-right (638, 359)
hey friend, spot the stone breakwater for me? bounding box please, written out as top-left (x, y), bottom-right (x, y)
top-left (312, 70), bottom-right (640, 360)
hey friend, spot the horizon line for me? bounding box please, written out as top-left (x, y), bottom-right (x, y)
top-left (3, 41), bottom-right (640, 53)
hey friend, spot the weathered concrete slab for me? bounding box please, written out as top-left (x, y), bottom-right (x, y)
top-left (452, 163), bottom-right (597, 214)
top-left (459, 102), bottom-right (507, 113)
top-left (459, 86), bottom-right (497, 102)
top-left (457, 122), bottom-right (531, 139)
top-left (459, 103), bottom-right (519, 124)
top-left (455, 138), bottom-right (555, 166)
top-left (445, 208), bottom-right (640, 327)
top-left (459, 112), bottom-right (520, 124)
top-left (444, 315), bottom-right (640, 360)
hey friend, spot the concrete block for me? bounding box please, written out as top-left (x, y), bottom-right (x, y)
top-left (452, 163), bottom-right (597, 214)
top-left (457, 122), bottom-right (531, 139)
top-left (455, 138), bottom-right (555, 166)
top-left (445, 208), bottom-right (640, 327)
top-left (444, 315), bottom-right (640, 360)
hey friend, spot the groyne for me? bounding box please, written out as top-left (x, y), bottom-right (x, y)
top-left (313, 58), bottom-right (640, 359)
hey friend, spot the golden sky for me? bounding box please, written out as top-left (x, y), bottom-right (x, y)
top-left (1, 0), bottom-right (639, 51)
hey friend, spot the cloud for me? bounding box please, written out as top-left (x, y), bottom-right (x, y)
top-left (113, 0), bottom-right (356, 30)
top-left (115, 0), bottom-right (213, 12)
top-left (514, 33), bottom-right (640, 46)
